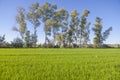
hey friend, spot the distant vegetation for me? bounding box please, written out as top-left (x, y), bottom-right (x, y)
top-left (1, 2), bottom-right (112, 48)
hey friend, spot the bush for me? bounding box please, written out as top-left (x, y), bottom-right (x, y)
top-left (11, 38), bottom-right (23, 48)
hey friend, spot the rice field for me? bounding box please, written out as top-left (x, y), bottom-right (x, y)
top-left (0, 48), bottom-right (120, 80)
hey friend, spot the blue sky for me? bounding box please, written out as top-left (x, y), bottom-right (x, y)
top-left (0, 0), bottom-right (120, 44)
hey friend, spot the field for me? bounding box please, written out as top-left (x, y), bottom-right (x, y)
top-left (0, 49), bottom-right (120, 80)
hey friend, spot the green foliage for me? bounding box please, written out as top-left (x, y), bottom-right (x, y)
top-left (26, 2), bottom-right (41, 47)
top-left (13, 7), bottom-right (26, 39)
top-left (70, 10), bottom-right (79, 18)
top-left (11, 37), bottom-right (23, 48)
top-left (0, 35), bottom-right (10, 48)
top-left (53, 8), bottom-right (69, 47)
top-left (82, 9), bottom-right (90, 17)
top-left (40, 2), bottom-right (57, 46)
top-left (69, 10), bottom-right (80, 46)
top-left (93, 17), bottom-right (112, 48)
top-left (78, 9), bottom-right (90, 48)
top-left (103, 27), bottom-right (112, 41)
top-left (0, 35), bottom-right (5, 42)
top-left (12, 2), bottom-right (112, 48)
top-left (55, 33), bottom-right (66, 48)
top-left (24, 31), bottom-right (32, 47)
top-left (0, 49), bottom-right (120, 80)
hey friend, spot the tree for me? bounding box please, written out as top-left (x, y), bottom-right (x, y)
top-left (13, 7), bottom-right (27, 40)
top-left (44, 18), bottom-right (53, 47)
top-left (59, 8), bottom-right (69, 47)
top-left (93, 17), bottom-right (112, 48)
top-left (11, 2), bottom-right (113, 48)
top-left (41, 2), bottom-right (57, 47)
top-left (93, 17), bottom-right (103, 48)
top-left (70, 10), bottom-right (80, 47)
top-left (52, 9), bottom-right (62, 44)
top-left (26, 2), bottom-right (41, 47)
top-left (40, 2), bottom-right (57, 47)
top-left (53, 8), bottom-right (69, 47)
top-left (79, 10), bottom-right (90, 48)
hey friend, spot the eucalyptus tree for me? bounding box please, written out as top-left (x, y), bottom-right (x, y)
top-left (52, 9), bottom-right (61, 44)
top-left (93, 17), bottom-right (103, 48)
top-left (26, 2), bottom-right (41, 47)
top-left (40, 2), bottom-right (57, 46)
top-left (53, 8), bottom-right (69, 47)
top-left (93, 17), bottom-right (112, 48)
top-left (70, 10), bottom-right (80, 46)
top-left (59, 8), bottom-right (69, 47)
top-left (79, 9), bottom-right (90, 47)
top-left (13, 7), bottom-right (26, 40)
top-left (44, 18), bottom-right (53, 46)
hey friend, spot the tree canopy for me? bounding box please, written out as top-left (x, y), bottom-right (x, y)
top-left (11, 2), bottom-right (113, 48)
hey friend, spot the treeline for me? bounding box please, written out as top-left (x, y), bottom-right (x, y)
top-left (1, 2), bottom-right (112, 48)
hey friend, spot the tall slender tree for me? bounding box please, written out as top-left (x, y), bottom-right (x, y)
top-left (40, 2), bottom-right (57, 46)
top-left (52, 9), bottom-right (61, 44)
top-left (53, 8), bottom-right (69, 47)
top-left (44, 18), bottom-right (53, 46)
top-left (13, 7), bottom-right (26, 40)
top-left (59, 8), bottom-right (69, 47)
top-left (93, 17), bottom-right (112, 48)
top-left (70, 10), bottom-right (80, 46)
top-left (26, 2), bottom-right (41, 47)
top-left (93, 17), bottom-right (103, 48)
top-left (79, 10), bottom-right (90, 47)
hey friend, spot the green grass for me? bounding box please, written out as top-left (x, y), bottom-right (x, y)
top-left (0, 49), bottom-right (120, 80)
